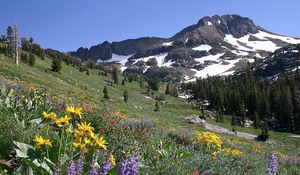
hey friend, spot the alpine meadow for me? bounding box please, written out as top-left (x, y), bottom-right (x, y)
top-left (1, 1), bottom-right (300, 175)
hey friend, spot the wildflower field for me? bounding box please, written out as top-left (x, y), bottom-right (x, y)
top-left (0, 55), bottom-right (300, 174)
top-left (0, 85), bottom-right (299, 175)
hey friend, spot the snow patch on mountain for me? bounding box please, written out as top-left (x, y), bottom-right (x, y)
top-left (192, 59), bottom-right (241, 78)
top-left (224, 30), bottom-right (300, 53)
top-left (253, 31), bottom-right (300, 44)
top-left (195, 53), bottom-right (224, 63)
top-left (132, 53), bottom-right (171, 67)
top-left (192, 44), bottom-right (212, 52)
top-left (162, 41), bottom-right (173, 46)
top-left (231, 49), bottom-right (249, 56)
top-left (224, 34), bottom-right (279, 52)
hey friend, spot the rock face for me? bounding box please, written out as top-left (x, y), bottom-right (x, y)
top-left (70, 14), bottom-right (300, 82)
top-left (71, 37), bottom-right (166, 61)
top-left (184, 115), bottom-right (206, 125)
top-left (255, 44), bottom-right (300, 78)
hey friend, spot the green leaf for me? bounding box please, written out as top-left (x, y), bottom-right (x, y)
top-left (23, 158), bottom-right (51, 175)
top-left (14, 141), bottom-right (35, 158)
top-left (107, 165), bottom-right (118, 175)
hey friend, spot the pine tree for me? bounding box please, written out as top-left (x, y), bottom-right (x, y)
top-left (123, 90), bottom-right (128, 102)
top-left (103, 86), bottom-right (109, 99)
top-left (254, 111), bottom-right (260, 129)
top-left (281, 87), bottom-right (294, 131)
top-left (0, 35), bottom-right (7, 55)
top-left (21, 37), bottom-right (30, 51)
top-left (29, 53), bottom-right (35, 66)
top-left (6, 26), bottom-right (14, 56)
top-left (20, 53), bottom-right (28, 63)
top-left (148, 77), bottom-right (160, 91)
top-left (238, 101), bottom-right (246, 127)
top-left (258, 120), bottom-right (269, 141)
top-left (112, 68), bottom-right (119, 84)
top-left (51, 59), bottom-right (62, 72)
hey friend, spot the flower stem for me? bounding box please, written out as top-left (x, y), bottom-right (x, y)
top-left (57, 129), bottom-right (64, 162)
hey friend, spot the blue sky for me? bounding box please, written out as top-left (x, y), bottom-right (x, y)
top-left (1, 0), bottom-right (299, 51)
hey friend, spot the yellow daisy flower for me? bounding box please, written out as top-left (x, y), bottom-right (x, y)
top-left (55, 115), bottom-right (71, 126)
top-left (66, 105), bottom-right (75, 113)
top-left (74, 107), bottom-right (83, 119)
top-left (77, 122), bottom-right (94, 134)
top-left (34, 136), bottom-right (52, 149)
top-left (95, 136), bottom-right (107, 150)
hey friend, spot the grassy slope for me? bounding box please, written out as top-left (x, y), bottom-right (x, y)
top-left (1, 55), bottom-right (299, 156)
top-left (0, 55), bottom-right (201, 130)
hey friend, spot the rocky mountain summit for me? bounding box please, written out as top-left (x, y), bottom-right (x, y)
top-left (70, 15), bottom-right (300, 82)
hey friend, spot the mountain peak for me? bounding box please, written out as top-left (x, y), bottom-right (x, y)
top-left (196, 14), bottom-right (258, 37)
top-left (71, 14), bottom-right (300, 82)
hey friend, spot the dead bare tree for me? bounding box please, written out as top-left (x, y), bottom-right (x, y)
top-left (14, 24), bottom-right (19, 65)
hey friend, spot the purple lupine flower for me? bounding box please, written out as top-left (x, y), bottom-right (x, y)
top-left (119, 154), bottom-right (139, 175)
top-left (89, 152), bottom-right (99, 175)
top-left (53, 161), bottom-right (62, 175)
top-left (140, 118), bottom-right (154, 128)
top-left (76, 153), bottom-right (85, 174)
top-left (266, 151), bottom-right (279, 175)
top-left (98, 157), bottom-right (111, 175)
top-left (67, 158), bottom-right (76, 175)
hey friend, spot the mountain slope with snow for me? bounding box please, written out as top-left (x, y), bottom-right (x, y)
top-left (71, 14), bottom-right (300, 82)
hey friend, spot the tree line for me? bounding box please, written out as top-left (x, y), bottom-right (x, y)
top-left (185, 69), bottom-right (300, 134)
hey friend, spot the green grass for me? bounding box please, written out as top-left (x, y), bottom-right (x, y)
top-left (1, 54), bottom-right (300, 156)
top-left (0, 55), bottom-right (202, 130)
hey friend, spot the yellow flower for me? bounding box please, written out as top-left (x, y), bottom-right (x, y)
top-left (7, 90), bottom-right (14, 97)
top-left (48, 112), bottom-right (57, 121)
top-left (110, 155), bottom-right (116, 166)
top-left (66, 105), bottom-right (75, 113)
top-left (72, 142), bottom-right (81, 148)
top-left (77, 122), bottom-right (94, 134)
top-left (221, 148), bottom-right (243, 156)
top-left (34, 136), bottom-right (52, 149)
top-left (193, 131), bottom-right (222, 150)
top-left (230, 149), bottom-right (243, 156)
top-left (55, 115), bottom-right (71, 126)
top-left (74, 129), bottom-right (85, 140)
top-left (42, 111), bottom-right (49, 118)
top-left (42, 111), bottom-right (57, 121)
top-left (90, 132), bottom-right (98, 140)
top-left (74, 107), bottom-right (83, 119)
top-left (84, 137), bottom-right (91, 145)
top-left (66, 105), bottom-right (83, 119)
top-left (95, 136), bottom-right (107, 150)
top-left (275, 151), bottom-right (284, 157)
top-left (66, 127), bottom-right (73, 134)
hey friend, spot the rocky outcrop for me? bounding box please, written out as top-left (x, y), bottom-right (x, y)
top-left (70, 37), bottom-right (166, 61)
top-left (255, 44), bottom-right (300, 78)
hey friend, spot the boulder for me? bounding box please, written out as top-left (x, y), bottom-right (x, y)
top-left (184, 115), bottom-right (206, 125)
